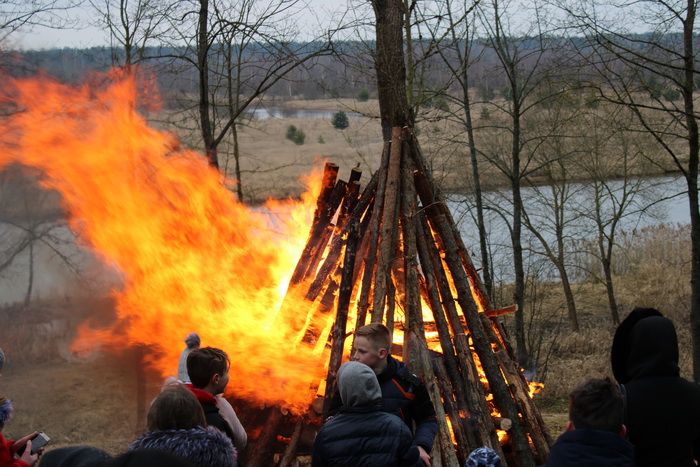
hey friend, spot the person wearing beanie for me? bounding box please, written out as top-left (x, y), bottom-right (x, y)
top-left (39, 446), bottom-right (112, 467)
top-left (610, 307), bottom-right (700, 466)
top-left (0, 396), bottom-right (40, 467)
top-left (178, 333), bottom-right (201, 384)
top-left (312, 361), bottom-right (422, 467)
top-left (465, 446), bottom-right (502, 467)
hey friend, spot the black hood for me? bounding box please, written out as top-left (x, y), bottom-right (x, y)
top-left (611, 307), bottom-right (680, 384)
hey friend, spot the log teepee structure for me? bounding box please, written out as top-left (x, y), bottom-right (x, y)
top-left (239, 0), bottom-right (553, 465)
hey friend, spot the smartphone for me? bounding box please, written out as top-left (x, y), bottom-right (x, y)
top-left (17, 432), bottom-right (50, 456)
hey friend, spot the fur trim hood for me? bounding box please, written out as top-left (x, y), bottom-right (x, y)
top-left (0, 398), bottom-right (12, 430)
top-left (129, 426), bottom-right (236, 467)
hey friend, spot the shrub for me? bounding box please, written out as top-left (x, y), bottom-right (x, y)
top-left (356, 88), bottom-right (370, 102)
top-left (285, 125), bottom-right (306, 145)
top-left (317, 135), bottom-right (325, 144)
top-left (286, 125), bottom-right (298, 140)
top-left (331, 111), bottom-right (349, 130)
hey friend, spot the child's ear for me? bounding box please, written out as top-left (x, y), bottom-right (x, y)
top-left (378, 348), bottom-right (388, 359)
top-left (211, 373), bottom-right (220, 385)
top-left (565, 420), bottom-right (575, 431)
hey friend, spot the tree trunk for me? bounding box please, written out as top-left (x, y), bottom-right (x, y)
top-left (372, 0), bottom-right (411, 138)
top-left (684, 0), bottom-right (700, 382)
top-left (197, 0), bottom-right (218, 169)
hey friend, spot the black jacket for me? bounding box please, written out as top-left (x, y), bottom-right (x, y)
top-left (328, 356), bottom-right (438, 452)
top-left (611, 307), bottom-right (700, 466)
top-left (313, 405), bottom-right (421, 466)
top-left (544, 429), bottom-right (635, 466)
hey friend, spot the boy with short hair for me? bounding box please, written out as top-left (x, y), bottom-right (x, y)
top-left (545, 377), bottom-right (634, 466)
top-left (185, 347), bottom-right (246, 453)
top-left (327, 323), bottom-right (437, 466)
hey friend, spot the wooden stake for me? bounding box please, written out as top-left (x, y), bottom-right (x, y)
top-left (372, 127), bottom-right (404, 322)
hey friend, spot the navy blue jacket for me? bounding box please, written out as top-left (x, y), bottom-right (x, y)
top-left (312, 405), bottom-right (422, 467)
top-left (328, 356), bottom-right (438, 452)
top-left (544, 429), bottom-right (635, 466)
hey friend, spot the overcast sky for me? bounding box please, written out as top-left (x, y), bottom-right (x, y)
top-left (11, 0), bottom-right (357, 50)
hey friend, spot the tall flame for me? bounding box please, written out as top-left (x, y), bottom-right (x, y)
top-left (0, 70), bottom-right (327, 413)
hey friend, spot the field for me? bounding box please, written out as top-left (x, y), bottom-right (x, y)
top-left (0, 102), bottom-right (694, 463)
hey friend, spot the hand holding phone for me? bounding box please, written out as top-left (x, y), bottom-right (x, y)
top-left (16, 431), bottom-right (50, 456)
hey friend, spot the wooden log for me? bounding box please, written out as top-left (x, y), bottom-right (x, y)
top-left (417, 212), bottom-right (502, 453)
top-left (246, 408), bottom-right (284, 467)
top-left (432, 356), bottom-right (472, 466)
top-left (357, 141), bottom-right (391, 326)
top-left (302, 180), bottom-right (349, 283)
top-left (372, 127), bottom-right (404, 322)
top-left (289, 163), bottom-right (338, 285)
top-left (411, 152), bottom-right (536, 466)
top-left (416, 242), bottom-right (477, 456)
top-left (278, 417), bottom-right (305, 467)
top-left (413, 336), bottom-right (460, 467)
top-left (322, 218), bottom-right (360, 419)
top-left (349, 166), bottom-right (363, 184)
top-left (485, 305), bottom-right (518, 318)
top-left (305, 174), bottom-right (378, 302)
top-left (408, 138), bottom-right (492, 311)
top-left (493, 416), bottom-right (513, 431)
top-left (401, 149), bottom-right (422, 369)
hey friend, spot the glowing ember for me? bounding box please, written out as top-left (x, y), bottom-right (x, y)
top-left (0, 71), bottom-right (326, 413)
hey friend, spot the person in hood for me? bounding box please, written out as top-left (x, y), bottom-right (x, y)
top-left (312, 361), bottom-right (422, 467)
top-left (611, 307), bottom-right (700, 466)
top-left (326, 323), bottom-right (437, 466)
top-left (545, 377), bottom-right (634, 466)
top-left (129, 384), bottom-right (236, 467)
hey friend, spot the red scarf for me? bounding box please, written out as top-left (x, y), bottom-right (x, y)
top-left (185, 384), bottom-right (217, 405)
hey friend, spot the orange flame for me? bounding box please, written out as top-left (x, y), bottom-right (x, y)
top-left (0, 70), bottom-right (327, 413)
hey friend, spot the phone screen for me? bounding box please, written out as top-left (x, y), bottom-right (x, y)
top-left (30, 432), bottom-right (50, 454)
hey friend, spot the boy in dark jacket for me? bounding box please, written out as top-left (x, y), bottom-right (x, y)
top-left (313, 361), bottom-right (422, 467)
top-left (545, 377), bottom-right (634, 466)
top-left (327, 323), bottom-right (437, 466)
top-left (611, 307), bottom-right (700, 466)
top-left (185, 347), bottom-right (246, 453)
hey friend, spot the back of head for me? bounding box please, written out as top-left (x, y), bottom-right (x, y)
top-left (186, 347), bottom-right (229, 389)
top-left (611, 307), bottom-right (679, 383)
top-left (337, 361), bottom-right (381, 407)
top-left (40, 446), bottom-right (112, 467)
top-left (354, 323), bottom-right (391, 353)
top-left (129, 426), bottom-right (236, 467)
top-left (569, 377), bottom-right (624, 433)
top-left (147, 384), bottom-right (206, 431)
top-left (103, 449), bottom-right (197, 467)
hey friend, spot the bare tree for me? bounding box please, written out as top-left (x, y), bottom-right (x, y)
top-left (88, 0), bottom-right (174, 66)
top-left (476, 0), bottom-right (573, 366)
top-left (0, 0), bottom-right (79, 43)
top-left (557, 0), bottom-right (700, 378)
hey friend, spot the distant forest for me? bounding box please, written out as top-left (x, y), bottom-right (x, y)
top-left (6, 36), bottom-right (689, 109)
